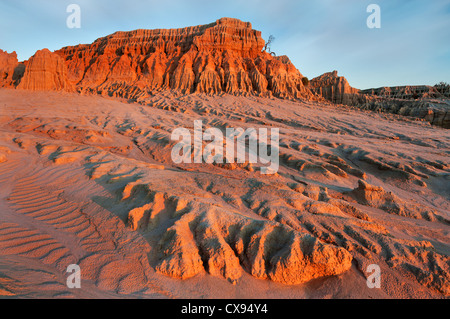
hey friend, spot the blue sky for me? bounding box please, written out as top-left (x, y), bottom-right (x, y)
top-left (0, 0), bottom-right (449, 89)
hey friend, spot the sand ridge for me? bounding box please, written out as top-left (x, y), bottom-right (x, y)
top-left (0, 88), bottom-right (448, 298)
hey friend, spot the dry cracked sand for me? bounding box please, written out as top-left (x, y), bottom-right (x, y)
top-left (0, 88), bottom-right (448, 298)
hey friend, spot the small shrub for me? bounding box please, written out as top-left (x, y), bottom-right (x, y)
top-left (434, 82), bottom-right (450, 94)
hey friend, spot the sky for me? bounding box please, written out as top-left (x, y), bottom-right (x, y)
top-left (0, 0), bottom-right (449, 89)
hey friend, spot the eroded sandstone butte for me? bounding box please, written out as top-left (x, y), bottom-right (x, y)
top-left (0, 50), bottom-right (23, 88)
top-left (310, 70), bottom-right (362, 105)
top-left (52, 17), bottom-right (312, 100)
top-left (18, 49), bottom-right (74, 91)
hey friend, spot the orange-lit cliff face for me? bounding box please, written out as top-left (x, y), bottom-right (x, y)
top-left (310, 70), bottom-right (360, 105)
top-left (0, 50), bottom-right (23, 88)
top-left (1, 18), bottom-right (447, 127)
top-left (52, 17), bottom-right (313, 99)
top-left (18, 49), bottom-right (74, 92)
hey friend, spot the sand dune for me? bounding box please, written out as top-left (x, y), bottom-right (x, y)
top-left (0, 88), bottom-right (449, 298)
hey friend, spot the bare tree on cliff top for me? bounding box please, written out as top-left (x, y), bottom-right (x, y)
top-left (264, 35), bottom-right (275, 55)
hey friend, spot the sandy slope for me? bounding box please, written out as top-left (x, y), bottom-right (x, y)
top-left (0, 88), bottom-right (448, 298)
